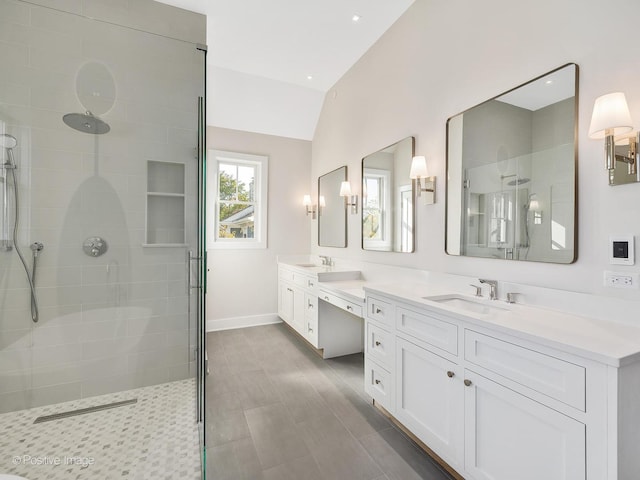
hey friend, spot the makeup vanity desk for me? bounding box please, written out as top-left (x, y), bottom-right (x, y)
top-left (277, 260), bottom-right (367, 358)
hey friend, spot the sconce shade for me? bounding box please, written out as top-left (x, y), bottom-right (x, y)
top-left (302, 194), bottom-right (312, 206)
top-left (339, 181), bottom-right (352, 197)
top-left (588, 92), bottom-right (634, 139)
top-left (410, 156), bottom-right (429, 179)
top-left (529, 199), bottom-right (540, 211)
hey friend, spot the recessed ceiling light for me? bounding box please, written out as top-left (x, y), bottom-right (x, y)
top-left (545, 80), bottom-right (553, 85)
top-left (352, 14), bottom-right (361, 23)
top-left (307, 75), bottom-right (313, 81)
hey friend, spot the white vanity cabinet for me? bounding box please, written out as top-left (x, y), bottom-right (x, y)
top-left (395, 336), bottom-right (464, 467)
top-left (364, 295), bottom-right (396, 412)
top-left (463, 368), bottom-right (585, 480)
top-left (362, 289), bottom-right (637, 480)
top-left (277, 262), bottom-right (363, 356)
top-left (278, 265), bottom-right (317, 343)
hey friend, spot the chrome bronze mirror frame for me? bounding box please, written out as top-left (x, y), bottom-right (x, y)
top-left (361, 136), bottom-right (416, 253)
top-left (318, 166), bottom-right (348, 248)
top-left (445, 63), bottom-right (578, 264)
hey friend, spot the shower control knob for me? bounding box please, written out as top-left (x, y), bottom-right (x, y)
top-left (83, 236), bottom-right (108, 258)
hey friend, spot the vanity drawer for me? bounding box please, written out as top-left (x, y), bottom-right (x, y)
top-left (396, 307), bottom-right (458, 356)
top-left (293, 273), bottom-right (316, 290)
top-left (464, 330), bottom-right (586, 411)
top-left (304, 293), bottom-right (318, 319)
top-left (366, 321), bottom-right (394, 370)
top-left (364, 356), bottom-right (394, 413)
top-left (366, 296), bottom-right (394, 327)
top-left (305, 314), bottom-right (318, 347)
top-left (320, 291), bottom-right (362, 317)
top-left (279, 267), bottom-right (295, 282)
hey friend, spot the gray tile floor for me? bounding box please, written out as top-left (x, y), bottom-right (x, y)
top-left (205, 323), bottom-right (455, 480)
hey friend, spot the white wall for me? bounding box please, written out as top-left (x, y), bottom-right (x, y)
top-left (207, 66), bottom-right (325, 141)
top-left (206, 126), bottom-right (311, 330)
top-left (311, 0), bottom-right (640, 299)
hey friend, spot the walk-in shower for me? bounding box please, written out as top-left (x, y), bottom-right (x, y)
top-left (1, 133), bottom-right (43, 322)
top-left (0, 0), bottom-right (207, 478)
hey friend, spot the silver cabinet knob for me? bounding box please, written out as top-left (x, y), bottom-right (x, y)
top-left (447, 371), bottom-right (455, 378)
top-left (375, 341), bottom-right (381, 346)
top-left (324, 296), bottom-right (330, 301)
top-left (375, 379), bottom-right (381, 385)
top-left (464, 379), bottom-right (472, 387)
top-left (375, 307), bottom-right (382, 314)
top-left (346, 305), bottom-right (353, 311)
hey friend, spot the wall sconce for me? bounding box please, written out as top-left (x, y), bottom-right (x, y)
top-left (302, 194), bottom-right (316, 219)
top-left (339, 181), bottom-right (358, 214)
top-left (410, 155), bottom-right (436, 204)
top-left (588, 92), bottom-right (638, 185)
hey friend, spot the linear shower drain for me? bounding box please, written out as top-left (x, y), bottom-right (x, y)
top-left (33, 398), bottom-right (138, 424)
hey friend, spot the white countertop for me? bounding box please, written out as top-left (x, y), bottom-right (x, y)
top-left (365, 282), bottom-right (640, 367)
top-left (318, 280), bottom-right (368, 304)
top-left (278, 258), bottom-right (640, 367)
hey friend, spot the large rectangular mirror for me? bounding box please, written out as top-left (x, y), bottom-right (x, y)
top-left (318, 166), bottom-right (347, 247)
top-left (362, 137), bottom-right (415, 252)
top-left (446, 64), bottom-right (578, 263)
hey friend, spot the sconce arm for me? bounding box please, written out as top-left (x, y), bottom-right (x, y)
top-left (605, 133), bottom-right (637, 182)
top-left (615, 154), bottom-right (636, 165)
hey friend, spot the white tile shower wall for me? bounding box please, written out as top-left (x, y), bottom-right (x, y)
top-left (0, 0), bottom-right (204, 413)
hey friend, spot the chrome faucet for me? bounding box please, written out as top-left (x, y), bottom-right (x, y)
top-left (319, 255), bottom-right (332, 266)
top-left (479, 279), bottom-right (498, 300)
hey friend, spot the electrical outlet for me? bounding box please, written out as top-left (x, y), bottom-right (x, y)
top-left (604, 271), bottom-right (639, 289)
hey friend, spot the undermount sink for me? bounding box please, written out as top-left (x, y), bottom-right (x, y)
top-left (423, 294), bottom-right (509, 315)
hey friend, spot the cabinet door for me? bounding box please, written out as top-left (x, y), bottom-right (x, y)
top-left (279, 283), bottom-right (295, 325)
top-left (464, 370), bottom-right (586, 480)
top-left (395, 337), bottom-right (464, 466)
top-left (292, 286), bottom-right (305, 334)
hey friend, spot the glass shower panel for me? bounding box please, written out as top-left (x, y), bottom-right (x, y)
top-left (0, 1), bottom-right (205, 477)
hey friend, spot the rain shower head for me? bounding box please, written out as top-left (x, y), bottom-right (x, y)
top-left (0, 133), bottom-right (17, 149)
top-left (507, 177), bottom-right (531, 186)
top-left (63, 111), bottom-right (110, 135)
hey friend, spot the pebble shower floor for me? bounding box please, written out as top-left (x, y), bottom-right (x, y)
top-left (0, 379), bottom-right (201, 479)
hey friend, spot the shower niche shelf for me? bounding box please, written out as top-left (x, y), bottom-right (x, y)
top-left (145, 160), bottom-right (186, 246)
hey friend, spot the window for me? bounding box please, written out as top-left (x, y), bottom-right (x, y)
top-left (208, 150), bottom-right (268, 249)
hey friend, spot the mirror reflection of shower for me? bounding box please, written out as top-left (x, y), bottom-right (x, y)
top-left (1, 133), bottom-right (43, 323)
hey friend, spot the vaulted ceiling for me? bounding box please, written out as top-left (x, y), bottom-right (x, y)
top-left (156, 0), bottom-right (415, 139)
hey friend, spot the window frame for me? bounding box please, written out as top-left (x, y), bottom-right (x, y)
top-left (208, 149), bottom-right (268, 249)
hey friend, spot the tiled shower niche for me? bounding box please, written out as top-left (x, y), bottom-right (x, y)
top-left (146, 160), bottom-right (186, 245)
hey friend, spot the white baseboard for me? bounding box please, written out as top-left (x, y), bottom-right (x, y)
top-left (206, 313), bottom-right (282, 332)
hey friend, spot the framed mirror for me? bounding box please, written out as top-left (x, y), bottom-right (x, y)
top-left (446, 63), bottom-right (578, 263)
top-left (361, 137), bottom-right (415, 252)
top-left (318, 166), bottom-right (347, 247)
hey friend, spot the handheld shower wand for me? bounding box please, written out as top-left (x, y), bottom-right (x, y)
top-left (1, 133), bottom-right (17, 251)
top-left (1, 133), bottom-right (43, 322)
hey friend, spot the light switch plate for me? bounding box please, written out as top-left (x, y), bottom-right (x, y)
top-left (609, 235), bottom-right (635, 265)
